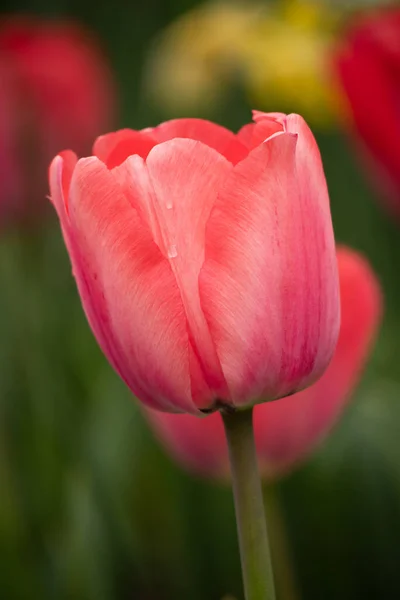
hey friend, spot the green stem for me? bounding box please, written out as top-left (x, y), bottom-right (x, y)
top-left (264, 485), bottom-right (301, 600)
top-left (222, 408), bottom-right (276, 600)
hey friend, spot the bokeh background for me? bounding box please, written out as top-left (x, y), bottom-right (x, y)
top-left (1, 1), bottom-right (400, 599)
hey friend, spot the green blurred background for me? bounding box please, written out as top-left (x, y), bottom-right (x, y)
top-left (1, 1), bottom-right (400, 599)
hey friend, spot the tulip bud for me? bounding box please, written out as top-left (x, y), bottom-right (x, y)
top-left (49, 111), bottom-right (339, 414)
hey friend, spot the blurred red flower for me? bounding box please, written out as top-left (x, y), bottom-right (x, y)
top-left (145, 247), bottom-right (382, 480)
top-left (335, 8), bottom-right (400, 217)
top-left (0, 16), bottom-right (116, 224)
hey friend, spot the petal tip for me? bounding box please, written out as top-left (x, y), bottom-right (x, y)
top-left (49, 150), bottom-right (78, 217)
top-left (48, 154), bottom-right (65, 210)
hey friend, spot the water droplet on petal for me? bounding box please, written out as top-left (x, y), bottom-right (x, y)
top-left (168, 244), bottom-right (178, 259)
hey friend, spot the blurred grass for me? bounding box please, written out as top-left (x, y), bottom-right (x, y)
top-left (1, 1), bottom-right (400, 600)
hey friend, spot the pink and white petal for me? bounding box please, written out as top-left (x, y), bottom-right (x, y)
top-left (148, 118), bottom-right (249, 164)
top-left (49, 150), bottom-right (77, 217)
top-left (188, 343), bottom-right (213, 408)
top-left (252, 110), bottom-right (287, 125)
top-left (200, 133), bottom-right (296, 405)
top-left (285, 114), bottom-right (340, 378)
top-left (93, 129), bottom-right (157, 168)
top-left (200, 131), bottom-right (339, 406)
top-left (49, 152), bottom-right (127, 397)
top-left (66, 156), bottom-right (202, 413)
top-left (145, 139), bottom-right (233, 403)
top-left (114, 142), bottom-right (231, 406)
top-left (237, 119), bottom-right (284, 150)
top-left (112, 154), bottom-right (164, 242)
top-left (254, 246), bottom-right (382, 478)
top-left (235, 124), bottom-right (255, 149)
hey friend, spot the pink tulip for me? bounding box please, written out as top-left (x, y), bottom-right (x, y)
top-left (145, 246), bottom-right (381, 478)
top-left (49, 111), bottom-right (339, 414)
top-left (0, 16), bottom-right (115, 223)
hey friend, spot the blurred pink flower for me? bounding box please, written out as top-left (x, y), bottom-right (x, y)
top-left (0, 16), bottom-right (115, 224)
top-left (49, 111), bottom-right (339, 414)
top-left (334, 8), bottom-right (400, 217)
top-left (145, 246), bottom-right (382, 480)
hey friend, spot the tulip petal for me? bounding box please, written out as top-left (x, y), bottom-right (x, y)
top-left (56, 154), bottom-right (212, 413)
top-left (49, 151), bottom-right (125, 389)
top-left (237, 119), bottom-right (284, 150)
top-left (254, 245), bottom-right (382, 477)
top-left (200, 129), bottom-right (339, 405)
top-left (285, 114), bottom-right (340, 375)
top-left (252, 111), bottom-right (287, 125)
top-left (93, 129), bottom-right (157, 168)
top-left (147, 118), bottom-right (249, 164)
top-left (116, 139), bottom-right (232, 403)
top-left (49, 149), bottom-right (77, 216)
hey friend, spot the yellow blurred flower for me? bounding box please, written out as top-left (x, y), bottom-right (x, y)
top-left (144, 0), bottom-right (346, 128)
top-left (242, 0), bottom-right (342, 127)
top-left (143, 1), bottom-right (263, 115)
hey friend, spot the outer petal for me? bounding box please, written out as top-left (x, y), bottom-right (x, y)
top-left (252, 111), bottom-right (287, 125)
top-left (48, 150), bottom-right (77, 218)
top-left (144, 246), bottom-right (381, 479)
top-left (200, 126), bottom-right (339, 406)
top-left (254, 245), bottom-right (382, 477)
top-left (49, 150), bottom-right (126, 388)
top-left (93, 129), bottom-right (157, 168)
top-left (114, 139), bottom-right (233, 404)
top-left (50, 153), bottom-right (200, 413)
top-left (285, 113), bottom-right (340, 378)
top-left (146, 118), bottom-right (249, 164)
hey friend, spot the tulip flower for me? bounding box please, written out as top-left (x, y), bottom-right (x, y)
top-left (334, 8), bottom-right (400, 217)
top-left (49, 111), bottom-right (339, 416)
top-left (50, 111), bottom-right (340, 600)
top-left (0, 16), bottom-right (115, 224)
top-left (145, 246), bottom-right (382, 479)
